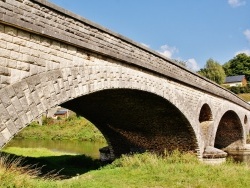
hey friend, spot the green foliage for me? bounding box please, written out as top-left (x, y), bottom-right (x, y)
top-left (198, 58), bottom-right (226, 84)
top-left (225, 84), bottom-right (250, 95)
top-left (16, 115), bottom-right (106, 143)
top-left (223, 53), bottom-right (250, 80)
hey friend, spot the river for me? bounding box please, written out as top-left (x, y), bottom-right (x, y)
top-left (4, 139), bottom-right (107, 159)
top-left (227, 150), bottom-right (250, 164)
top-left (3, 139), bottom-right (250, 164)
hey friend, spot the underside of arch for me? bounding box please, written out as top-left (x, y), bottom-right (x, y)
top-left (214, 110), bottom-right (243, 150)
top-left (62, 89), bottom-right (198, 158)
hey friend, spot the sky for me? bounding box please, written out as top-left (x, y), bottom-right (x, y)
top-left (48, 0), bottom-right (250, 71)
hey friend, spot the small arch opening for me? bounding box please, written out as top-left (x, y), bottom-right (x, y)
top-left (199, 103), bottom-right (213, 123)
top-left (199, 103), bottom-right (213, 146)
top-left (244, 115), bottom-right (248, 124)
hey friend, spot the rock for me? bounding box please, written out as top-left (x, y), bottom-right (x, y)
top-left (203, 146), bottom-right (227, 158)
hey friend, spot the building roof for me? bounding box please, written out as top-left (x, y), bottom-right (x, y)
top-left (54, 109), bottom-right (68, 115)
top-left (225, 75), bottom-right (245, 83)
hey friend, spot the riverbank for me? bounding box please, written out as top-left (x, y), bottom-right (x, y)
top-left (3, 112), bottom-right (250, 187)
top-left (15, 115), bottom-right (106, 143)
top-left (1, 148), bottom-right (250, 187)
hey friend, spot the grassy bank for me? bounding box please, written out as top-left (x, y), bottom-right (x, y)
top-left (1, 148), bottom-right (250, 187)
top-left (238, 93), bottom-right (250, 102)
top-left (2, 147), bottom-right (103, 179)
top-left (16, 115), bottom-right (106, 143)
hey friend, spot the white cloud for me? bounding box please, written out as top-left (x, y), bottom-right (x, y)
top-left (156, 44), bottom-right (200, 71)
top-left (185, 58), bottom-right (200, 72)
top-left (244, 29), bottom-right (250, 42)
top-left (157, 44), bottom-right (178, 58)
top-left (141, 43), bottom-right (150, 48)
top-left (235, 49), bottom-right (250, 56)
top-left (228, 0), bottom-right (246, 7)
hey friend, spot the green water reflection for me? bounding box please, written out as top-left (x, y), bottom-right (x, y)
top-left (5, 139), bottom-right (107, 159)
top-left (5, 139), bottom-right (250, 165)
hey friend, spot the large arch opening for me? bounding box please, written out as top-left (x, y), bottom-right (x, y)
top-left (62, 89), bottom-right (198, 158)
top-left (214, 110), bottom-right (243, 150)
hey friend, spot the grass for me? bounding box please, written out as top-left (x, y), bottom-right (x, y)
top-left (16, 114), bottom-right (106, 143)
top-left (0, 152), bottom-right (57, 188)
top-left (238, 93), bottom-right (250, 102)
top-left (2, 147), bottom-right (103, 179)
top-left (1, 148), bottom-right (250, 187)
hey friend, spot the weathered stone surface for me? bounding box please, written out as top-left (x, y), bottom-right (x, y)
top-left (203, 146), bottom-right (227, 158)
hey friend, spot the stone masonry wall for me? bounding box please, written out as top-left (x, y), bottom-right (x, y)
top-left (0, 0), bottom-right (249, 110)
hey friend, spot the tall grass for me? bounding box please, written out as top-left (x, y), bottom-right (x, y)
top-left (0, 152), bottom-right (59, 187)
top-left (1, 149), bottom-right (250, 187)
top-left (2, 147), bottom-right (103, 179)
top-left (111, 150), bottom-right (199, 169)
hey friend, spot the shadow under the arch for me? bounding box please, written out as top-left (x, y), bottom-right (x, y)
top-left (0, 151), bottom-right (108, 179)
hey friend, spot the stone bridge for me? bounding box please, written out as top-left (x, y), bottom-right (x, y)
top-left (0, 0), bottom-right (250, 160)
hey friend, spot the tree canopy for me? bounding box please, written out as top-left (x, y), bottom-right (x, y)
top-left (197, 58), bottom-right (226, 84)
top-left (223, 53), bottom-right (250, 81)
top-left (173, 59), bottom-right (187, 67)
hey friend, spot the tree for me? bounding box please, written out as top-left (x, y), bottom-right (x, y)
top-left (173, 59), bottom-right (187, 67)
top-left (223, 53), bottom-right (250, 80)
top-left (197, 58), bottom-right (226, 84)
top-left (222, 61), bottom-right (232, 76)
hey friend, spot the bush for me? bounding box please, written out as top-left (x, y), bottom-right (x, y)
top-left (228, 84), bottom-right (250, 94)
top-left (230, 86), bottom-right (240, 94)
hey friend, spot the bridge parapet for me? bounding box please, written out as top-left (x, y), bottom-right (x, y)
top-left (0, 0), bottom-right (249, 110)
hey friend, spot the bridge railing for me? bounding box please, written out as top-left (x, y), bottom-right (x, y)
top-left (0, 0), bottom-right (249, 110)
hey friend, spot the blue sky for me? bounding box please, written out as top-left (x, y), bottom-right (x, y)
top-left (48, 0), bottom-right (250, 71)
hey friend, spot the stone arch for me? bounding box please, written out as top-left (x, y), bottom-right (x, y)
top-left (199, 103), bottom-right (213, 122)
top-left (62, 88), bottom-right (198, 158)
top-left (199, 103), bottom-right (213, 147)
top-left (214, 110), bottom-right (244, 150)
top-left (0, 65), bottom-right (199, 158)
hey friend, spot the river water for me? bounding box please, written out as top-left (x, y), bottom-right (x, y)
top-left (4, 139), bottom-right (107, 159)
top-left (227, 150), bottom-right (250, 164)
top-left (3, 139), bottom-right (250, 164)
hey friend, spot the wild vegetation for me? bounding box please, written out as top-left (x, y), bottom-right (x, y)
top-left (197, 53), bottom-right (250, 94)
top-left (197, 58), bottom-right (226, 84)
top-left (1, 149), bottom-right (250, 187)
top-left (15, 114), bottom-right (106, 143)
top-left (226, 84), bottom-right (250, 95)
top-left (2, 147), bottom-right (103, 179)
top-left (223, 53), bottom-right (250, 81)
